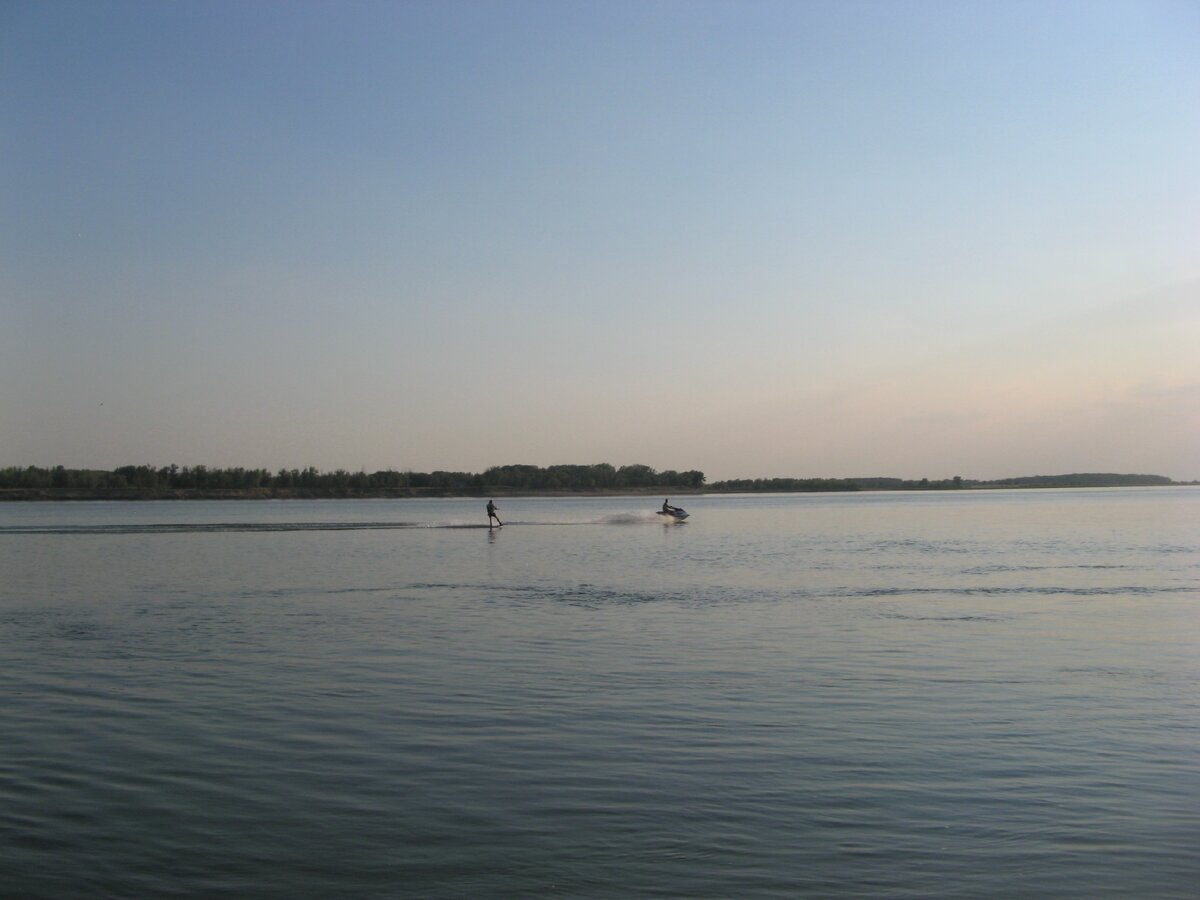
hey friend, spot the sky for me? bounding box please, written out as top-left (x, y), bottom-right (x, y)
top-left (3, 0), bottom-right (1198, 482)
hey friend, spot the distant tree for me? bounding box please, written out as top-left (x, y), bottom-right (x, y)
top-left (616, 464), bottom-right (656, 488)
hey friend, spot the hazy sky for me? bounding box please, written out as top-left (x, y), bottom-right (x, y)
top-left (4, 0), bottom-right (1198, 481)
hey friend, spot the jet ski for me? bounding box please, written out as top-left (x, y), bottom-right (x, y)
top-left (657, 506), bottom-right (689, 519)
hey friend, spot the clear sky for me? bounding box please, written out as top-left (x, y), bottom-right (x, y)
top-left (3, 0), bottom-right (1198, 481)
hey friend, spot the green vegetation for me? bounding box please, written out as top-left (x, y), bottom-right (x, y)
top-left (0, 465), bottom-right (1179, 500)
top-left (0, 463), bottom-right (704, 499)
top-left (708, 473), bottom-right (1175, 492)
top-left (980, 473), bottom-right (1174, 488)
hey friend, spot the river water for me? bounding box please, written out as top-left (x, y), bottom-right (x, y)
top-left (1, 489), bottom-right (1197, 897)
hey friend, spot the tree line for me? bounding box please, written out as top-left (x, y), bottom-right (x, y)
top-left (0, 463), bottom-right (706, 497)
top-left (0, 465), bottom-right (1176, 499)
top-left (707, 473), bottom-right (1175, 491)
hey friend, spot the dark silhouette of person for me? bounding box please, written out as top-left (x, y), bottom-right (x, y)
top-left (663, 499), bottom-right (675, 514)
top-left (487, 500), bottom-right (502, 527)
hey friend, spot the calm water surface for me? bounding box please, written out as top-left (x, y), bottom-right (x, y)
top-left (2, 489), bottom-right (1198, 897)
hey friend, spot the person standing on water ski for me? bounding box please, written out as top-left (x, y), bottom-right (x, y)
top-left (487, 500), bottom-right (502, 527)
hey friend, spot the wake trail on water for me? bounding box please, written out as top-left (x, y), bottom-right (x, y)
top-left (595, 512), bottom-right (667, 525)
top-left (0, 512), bottom-right (673, 535)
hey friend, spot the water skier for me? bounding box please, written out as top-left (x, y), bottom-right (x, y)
top-left (487, 499), bottom-right (502, 528)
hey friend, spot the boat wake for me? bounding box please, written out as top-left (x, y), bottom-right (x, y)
top-left (596, 512), bottom-right (665, 525)
top-left (0, 513), bottom-right (678, 535)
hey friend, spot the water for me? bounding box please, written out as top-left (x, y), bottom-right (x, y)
top-left (2, 489), bottom-right (1197, 898)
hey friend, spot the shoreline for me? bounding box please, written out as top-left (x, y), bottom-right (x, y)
top-left (0, 486), bottom-right (707, 502)
top-left (2, 483), bottom-right (1193, 502)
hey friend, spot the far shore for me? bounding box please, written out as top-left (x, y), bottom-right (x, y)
top-left (2, 482), bottom-right (1193, 502)
top-left (0, 486), bottom-right (707, 502)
